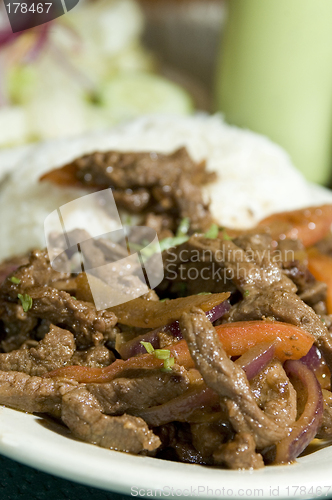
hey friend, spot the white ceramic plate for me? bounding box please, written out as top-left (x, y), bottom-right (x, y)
top-left (0, 406), bottom-right (332, 499)
top-left (1, 183), bottom-right (332, 498)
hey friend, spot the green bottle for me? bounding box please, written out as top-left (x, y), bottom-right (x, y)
top-left (215, 0), bottom-right (332, 185)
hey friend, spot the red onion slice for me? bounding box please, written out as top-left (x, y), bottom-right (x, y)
top-left (300, 345), bottom-right (323, 371)
top-left (235, 342), bottom-right (275, 380)
top-left (118, 299), bottom-right (230, 359)
top-left (274, 359), bottom-right (324, 464)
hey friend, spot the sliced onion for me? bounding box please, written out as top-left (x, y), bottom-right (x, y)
top-left (168, 300), bottom-right (231, 338)
top-left (117, 328), bottom-right (161, 360)
top-left (273, 359), bottom-right (324, 464)
top-left (118, 300), bottom-right (231, 359)
top-left (300, 345), bottom-right (323, 371)
top-left (235, 342), bottom-right (275, 380)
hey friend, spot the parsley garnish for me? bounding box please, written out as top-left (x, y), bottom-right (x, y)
top-left (176, 217), bottom-right (190, 238)
top-left (223, 231), bottom-right (232, 241)
top-left (243, 290), bottom-right (250, 297)
top-left (204, 223), bottom-right (219, 239)
top-left (10, 277), bottom-right (20, 284)
top-left (140, 341), bottom-right (155, 354)
top-left (18, 293), bottom-right (33, 312)
top-left (140, 341), bottom-right (174, 370)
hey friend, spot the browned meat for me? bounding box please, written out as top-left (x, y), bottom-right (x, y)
top-left (0, 325), bottom-right (75, 376)
top-left (0, 254), bottom-right (29, 284)
top-left (27, 286), bottom-right (117, 348)
top-left (250, 360), bottom-right (297, 428)
top-left (0, 370), bottom-right (77, 417)
top-left (315, 233), bottom-right (332, 256)
top-left (0, 249), bottom-right (69, 301)
top-left (191, 422), bottom-right (229, 461)
top-left (213, 433), bottom-right (264, 470)
top-left (87, 365), bottom-right (190, 415)
top-left (70, 345), bottom-right (115, 368)
top-left (41, 148), bottom-right (216, 233)
top-left (61, 387), bottom-right (161, 453)
top-left (316, 389), bottom-right (332, 439)
top-left (179, 308), bottom-right (289, 448)
top-left (0, 301), bottom-right (37, 351)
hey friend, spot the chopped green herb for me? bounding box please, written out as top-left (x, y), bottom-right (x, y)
top-left (223, 231), bottom-right (232, 241)
top-left (162, 357), bottom-right (175, 372)
top-left (321, 318), bottom-right (326, 323)
top-left (72, 296), bottom-right (77, 300)
top-left (159, 298), bottom-right (169, 303)
top-left (18, 293), bottom-right (33, 312)
top-left (176, 217), bottom-right (190, 238)
top-left (204, 223), bottom-right (219, 239)
top-left (243, 290), bottom-right (250, 297)
top-left (140, 341), bottom-right (155, 354)
top-left (158, 235), bottom-right (189, 253)
top-left (197, 292), bottom-right (212, 296)
top-left (10, 277), bottom-right (20, 284)
top-left (154, 349), bottom-right (171, 360)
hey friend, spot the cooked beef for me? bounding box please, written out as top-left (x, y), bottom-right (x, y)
top-left (213, 433), bottom-right (264, 470)
top-left (0, 370), bottom-right (77, 417)
top-left (26, 286), bottom-right (117, 348)
top-left (250, 360), bottom-right (297, 428)
top-left (61, 387), bottom-right (161, 453)
top-left (179, 308), bottom-right (289, 448)
top-left (0, 249), bottom-right (69, 301)
top-left (41, 148), bottom-right (216, 234)
top-left (0, 254), bottom-right (29, 285)
top-left (316, 389), bottom-right (332, 439)
top-left (191, 422), bottom-right (229, 462)
top-left (0, 301), bottom-right (37, 351)
top-left (70, 345), bottom-right (115, 368)
top-left (0, 325), bottom-right (75, 376)
top-left (87, 365), bottom-right (190, 415)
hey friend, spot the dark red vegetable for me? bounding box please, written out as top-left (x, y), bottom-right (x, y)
top-left (234, 342), bottom-right (276, 380)
top-left (274, 359), bottom-right (324, 464)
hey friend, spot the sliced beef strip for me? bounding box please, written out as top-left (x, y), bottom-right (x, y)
top-left (0, 325), bottom-right (75, 376)
top-left (42, 148), bottom-right (216, 233)
top-left (179, 308), bottom-right (290, 448)
top-left (316, 389), bottom-right (332, 439)
top-left (61, 386), bottom-right (161, 454)
top-left (87, 365), bottom-right (190, 416)
top-left (0, 249), bottom-right (70, 302)
top-left (0, 254), bottom-right (29, 285)
top-left (162, 235), bottom-right (296, 297)
top-left (250, 360), bottom-right (297, 429)
top-left (213, 433), bottom-right (264, 470)
top-left (0, 302), bottom-right (38, 351)
top-left (70, 345), bottom-right (115, 368)
top-left (0, 370), bottom-right (77, 417)
top-left (190, 422), bottom-right (230, 462)
top-left (26, 286), bottom-right (117, 348)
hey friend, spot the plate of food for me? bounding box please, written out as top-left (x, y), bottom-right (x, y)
top-left (0, 114), bottom-right (332, 498)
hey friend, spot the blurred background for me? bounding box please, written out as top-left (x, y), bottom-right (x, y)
top-left (0, 0), bottom-right (225, 147)
top-left (1, 0), bottom-right (332, 184)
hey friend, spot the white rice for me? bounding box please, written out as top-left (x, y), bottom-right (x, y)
top-left (0, 113), bottom-right (331, 260)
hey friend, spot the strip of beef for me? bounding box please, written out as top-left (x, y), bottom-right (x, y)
top-left (0, 370), bottom-right (77, 417)
top-left (213, 433), bottom-right (264, 470)
top-left (316, 389), bottom-right (332, 439)
top-left (0, 325), bottom-right (75, 376)
top-left (179, 308), bottom-right (290, 449)
top-left (25, 286), bottom-right (117, 348)
top-left (0, 249), bottom-right (70, 301)
top-left (87, 365), bottom-right (190, 416)
top-left (0, 301), bottom-right (37, 351)
top-left (249, 360), bottom-right (297, 428)
top-left (61, 387), bottom-right (161, 454)
top-left (70, 345), bottom-right (115, 368)
top-left (41, 148), bottom-right (216, 233)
